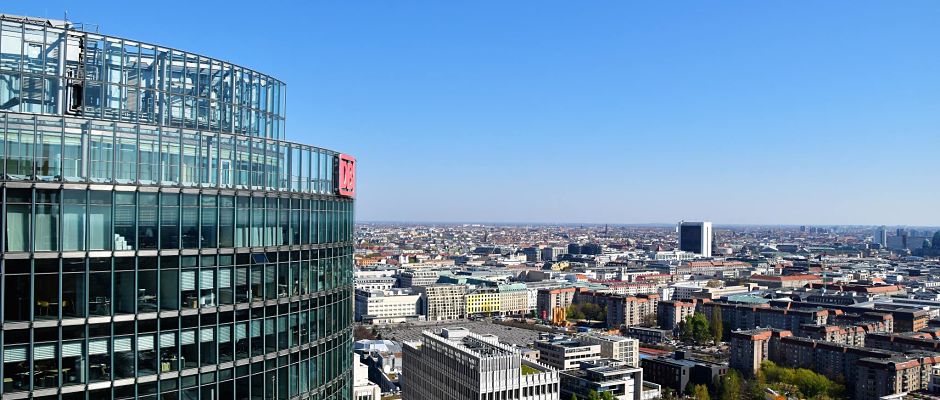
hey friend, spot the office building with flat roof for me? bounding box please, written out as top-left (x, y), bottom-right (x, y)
top-left (402, 328), bottom-right (560, 400)
top-left (677, 221), bottom-right (712, 258)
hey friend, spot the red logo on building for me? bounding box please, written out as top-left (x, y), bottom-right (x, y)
top-left (337, 154), bottom-right (356, 198)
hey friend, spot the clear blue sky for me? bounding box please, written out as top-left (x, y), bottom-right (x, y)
top-left (12, 1), bottom-right (940, 226)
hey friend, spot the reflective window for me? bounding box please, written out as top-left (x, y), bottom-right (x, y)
top-left (160, 128), bottom-right (180, 185)
top-left (35, 118), bottom-right (62, 181)
top-left (181, 129), bottom-right (199, 186)
top-left (88, 122), bottom-right (113, 182)
top-left (88, 190), bottom-right (112, 250)
top-left (34, 189), bottom-right (59, 251)
top-left (219, 195), bottom-right (235, 247)
top-left (160, 192), bottom-right (180, 249)
top-left (115, 125), bottom-right (137, 183)
top-left (62, 190), bottom-right (85, 251)
top-left (63, 121), bottom-right (84, 181)
top-left (114, 192), bottom-right (136, 250)
top-left (180, 193), bottom-right (199, 248)
top-left (201, 194), bottom-right (218, 248)
top-left (138, 126), bottom-right (159, 184)
top-left (138, 192), bottom-right (159, 249)
top-left (6, 117), bottom-right (34, 179)
top-left (5, 188), bottom-right (31, 252)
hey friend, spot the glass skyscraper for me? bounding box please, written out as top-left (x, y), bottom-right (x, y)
top-left (0, 15), bottom-right (355, 399)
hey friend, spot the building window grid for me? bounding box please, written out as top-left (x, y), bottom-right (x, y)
top-left (0, 113), bottom-right (338, 193)
top-left (0, 17), bottom-right (354, 400)
top-left (0, 254), bottom-right (355, 397)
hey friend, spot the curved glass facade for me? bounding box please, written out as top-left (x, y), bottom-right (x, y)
top-left (0, 16), bottom-right (355, 400)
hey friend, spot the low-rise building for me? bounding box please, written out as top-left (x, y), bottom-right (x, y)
top-left (657, 300), bottom-right (696, 331)
top-left (560, 359), bottom-right (644, 400)
top-left (354, 288), bottom-right (422, 324)
top-left (624, 327), bottom-right (672, 345)
top-left (353, 359), bottom-right (382, 400)
top-left (749, 274), bottom-right (822, 289)
top-left (399, 269), bottom-right (440, 288)
top-left (535, 335), bottom-right (602, 371)
top-left (415, 284), bottom-right (467, 321)
top-left (465, 286), bottom-right (501, 317)
top-left (580, 334), bottom-right (640, 367)
top-left (641, 351), bottom-right (727, 393)
top-left (729, 329), bottom-right (774, 376)
top-left (402, 327), bottom-right (560, 400)
top-left (538, 287), bottom-right (578, 321)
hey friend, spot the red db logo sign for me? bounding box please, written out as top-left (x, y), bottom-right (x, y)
top-left (337, 154), bottom-right (356, 198)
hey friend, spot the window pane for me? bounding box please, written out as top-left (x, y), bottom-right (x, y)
top-left (201, 194), bottom-right (217, 248)
top-left (5, 188), bottom-right (31, 252)
top-left (219, 195), bottom-right (234, 247)
top-left (88, 190), bottom-right (112, 250)
top-left (138, 192), bottom-right (158, 249)
top-left (115, 126), bottom-right (137, 183)
top-left (35, 189), bottom-right (60, 251)
top-left (88, 122), bottom-right (113, 182)
top-left (63, 121), bottom-right (84, 181)
top-left (161, 192), bottom-right (180, 249)
top-left (35, 119), bottom-right (62, 181)
top-left (114, 192), bottom-right (136, 250)
top-left (62, 189), bottom-right (86, 251)
top-left (181, 194), bottom-right (199, 248)
top-left (138, 127), bottom-right (159, 184)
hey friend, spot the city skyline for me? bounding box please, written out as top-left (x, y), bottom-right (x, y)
top-left (10, 1), bottom-right (940, 226)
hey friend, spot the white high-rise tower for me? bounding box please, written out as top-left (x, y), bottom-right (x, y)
top-left (678, 221), bottom-right (713, 258)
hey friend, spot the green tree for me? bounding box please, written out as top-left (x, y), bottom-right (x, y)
top-left (688, 313), bottom-right (712, 344)
top-left (710, 307), bottom-right (724, 344)
top-left (588, 390), bottom-right (601, 400)
top-left (661, 387), bottom-right (678, 400)
top-left (570, 395), bottom-right (579, 400)
top-left (693, 384), bottom-right (711, 400)
top-left (601, 391), bottom-right (616, 400)
top-left (758, 361), bottom-right (845, 399)
top-left (719, 369), bottom-right (743, 400)
top-left (567, 304), bottom-right (586, 320)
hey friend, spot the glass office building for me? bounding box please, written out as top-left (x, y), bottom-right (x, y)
top-left (0, 15), bottom-right (355, 400)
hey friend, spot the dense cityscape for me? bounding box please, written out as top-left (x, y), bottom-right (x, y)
top-left (352, 222), bottom-right (940, 400)
top-left (1, 2), bottom-right (937, 400)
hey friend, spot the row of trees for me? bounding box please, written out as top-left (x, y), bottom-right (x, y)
top-left (673, 362), bottom-right (846, 400)
top-left (678, 310), bottom-right (723, 344)
top-left (566, 303), bottom-right (606, 321)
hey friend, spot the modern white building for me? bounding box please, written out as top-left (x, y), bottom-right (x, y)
top-left (579, 334), bottom-right (640, 368)
top-left (669, 281), bottom-right (708, 300)
top-left (402, 327), bottom-right (560, 400)
top-left (353, 359), bottom-right (382, 400)
top-left (399, 269), bottom-right (441, 288)
top-left (534, 336), bottom-right (602, 371)
top-left (678, 221), bottom-right (713, 258)
top-left (650, 250), bottom-right (697, 261)
top-left (354, 288), bottom-right (422, 324)
top-left (415, 284), bottom-right (467, 321)
top-left (559, 359), bottom-right (644, 400)
top-left (354, 276), bottom-right (397, 291)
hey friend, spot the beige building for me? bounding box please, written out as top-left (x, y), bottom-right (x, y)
top-left (415, 284), bottom-right (467, 321)
top-left (579, 334), bottom-right (640, 368)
